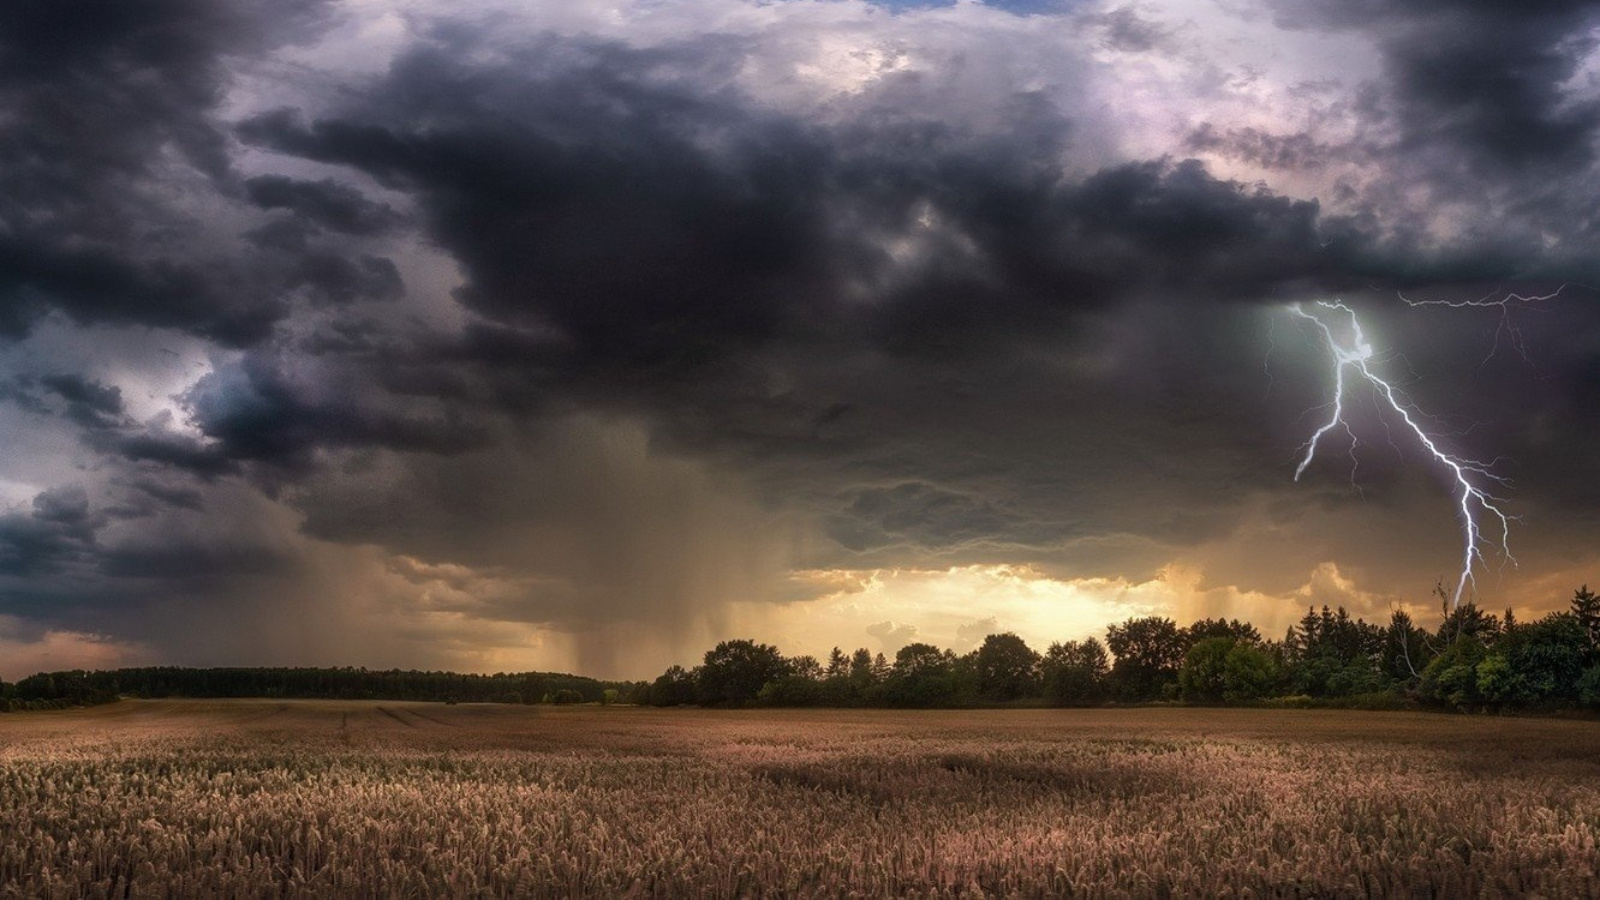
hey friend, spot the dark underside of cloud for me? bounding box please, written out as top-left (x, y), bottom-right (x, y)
top-left (2, 0), bottom-right (1599, 674)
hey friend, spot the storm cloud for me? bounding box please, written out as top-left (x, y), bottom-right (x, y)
top-left (2, 0), bottom-right (1598, 678)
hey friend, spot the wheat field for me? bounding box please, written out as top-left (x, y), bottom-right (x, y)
top-left (1, 701), bottom-right (1597, 898)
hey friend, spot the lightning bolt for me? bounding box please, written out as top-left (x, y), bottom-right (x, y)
top-left (1290, 300), bottom-right (1515, 607)
top-left (1397, 283), bottom-right (1575, 366)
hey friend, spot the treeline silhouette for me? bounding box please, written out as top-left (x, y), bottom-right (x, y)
top-left (637, 585), bottom-right (1600, 712)
top-left (0, 666), bottom-right (639, 712)
top-left (5, 586), bottom-right (1597, 715)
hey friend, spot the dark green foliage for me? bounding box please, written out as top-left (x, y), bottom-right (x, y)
top-left (1419, 636), bottom-right (1489, 708)
top-left (1105, 617), bottom-right (1185, 701)
top-left (872, 643), bottom-right (963, 707)
top-left (788, 655), bottom-right (823, 680)
top-left (12, 671), bottom-right (118, 707)
top-left (1578, 665), bottom-right (1600, 709)
top-left (849, 648), bottom-right (876, 691)
top-left (1571, 585), bottom-right (1600, 649)
top-left (757, 674), bottom-right (824, 706)
top-left (1221, 643), bottom-right (1279, 702)
top-left (1178, 638), bottom-right (1278, 703)
top-left (648, 665), bottom-right (698, 706)
top-left (653, 666), bottom-right (697, 706)
top-left (0, 666), bottom-right (633, 710)
top-left (1284, 606), bottom-right (1386, 697)
top-left (824, 647), bottom-right (849, 678)
top-left (1382, 610), bottom-right (1431, 682)
top-left (1489, 613), bottom-right (1591, 704)
top-left (975, 633), bottom-right (1039, 701)
top-left (1186, 618), bottom-right (1261, 645)
top-left (1415, 612), bottom-right (1593, 709)
top-left (697, 639), bottom-right (791, 706)
top-left (1435, 600), bottom-right (1501, 646)
top-left (1041, 639), bottom-right (1108, 706)
top-left (1179, 638), bottom-right (1235, 702)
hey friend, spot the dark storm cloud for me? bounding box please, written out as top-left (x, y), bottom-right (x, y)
top-left (100, 542), bottom-right (287, 580)
top-left (38, 374), bottom-right (126, 430)
top-left (1274, 1), bottom-right (1600, 187)
top-left (106, 432), bottom-right (241, 480)
top-left (0, 487), bottom-right (100, 577)
top-left (222, 22), bottom-right (1600, 575)
top-left (1389, 20), bottom-right (1599, 175)
top-left (128, 479), bottom-right (207, 513)
top-left (0, 0), bottom-right (346, 345)
top-left (4, 0), bottom-right (1600, 676)
top-left (288, 253), bottom-right (405, 306)
top-left (181, 352), bottom-right (491, 469)
top-left (235, 36), bottom-right (1366, 384)
top-left (825, 482), bottom-right (1032, 553)
top-left (0, 239), bottom-right (280, 346)
top-left (244, 176), bottom-right (402, 236)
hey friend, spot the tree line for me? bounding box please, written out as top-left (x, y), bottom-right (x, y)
top-left (4, 586), bottom-right (1596, 714)
top-left (636, 586), bottom-right (1600, 712)
top-left (0, 666), bottom-right (641, 712)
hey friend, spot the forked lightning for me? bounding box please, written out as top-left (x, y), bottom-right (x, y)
top-left (1290, 300), bottom-right (1515, 607)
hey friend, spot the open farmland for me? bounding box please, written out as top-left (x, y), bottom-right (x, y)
top-left (1, 702), bottom-right (1598, 898)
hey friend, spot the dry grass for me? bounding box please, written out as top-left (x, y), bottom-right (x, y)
top-left (1, 702), bottom-right (1598, 898)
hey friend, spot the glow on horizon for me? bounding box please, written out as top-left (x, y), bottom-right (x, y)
top-left (741, 562), bottom-right (1315, 660)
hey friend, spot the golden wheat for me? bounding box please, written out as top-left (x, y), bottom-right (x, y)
top-left (0, 702), bottom-right (1596, 898)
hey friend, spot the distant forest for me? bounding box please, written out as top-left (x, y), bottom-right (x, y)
top-left (0, 666), bottom-right (638, 712)
top-left (5, 586), bottom-right (1599, 715)
top-left (634, 586), bottom-right (1600, 714)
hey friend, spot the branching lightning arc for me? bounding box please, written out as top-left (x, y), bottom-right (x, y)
top-left (1398, 283), bottom-right (1575, 366)
top-left (1290, 300), bottom-right (1515, 608)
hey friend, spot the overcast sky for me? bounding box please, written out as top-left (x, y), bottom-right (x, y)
top-left (2, 0), bottom-right (1598, 680)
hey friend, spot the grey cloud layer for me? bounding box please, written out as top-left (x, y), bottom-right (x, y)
top-left (2, 0), bottom-right (1599, 675)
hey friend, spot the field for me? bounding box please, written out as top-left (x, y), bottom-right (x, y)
top-left (1, 702), bottom-right (1598, 898)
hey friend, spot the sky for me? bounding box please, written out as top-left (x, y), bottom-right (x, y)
top-left (2, 0), bottom-right (1599, 680)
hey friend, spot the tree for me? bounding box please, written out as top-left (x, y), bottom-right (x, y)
top-left (789, 655), bottom-right (823, 680)
top-left (1186, 618), bottom-right (1261, 646)
top-left (872, 652), bottom-right (892, 683)
top-left (1178, 637), bottom-right (1235, 702)
top-left (975, 633), bottom-right (1040, 701)
top-left (758, 675), bottom-right (824, 706)
top-left (825, 647), bottom-right (849, 678)
top-left (1572, 585), bottom-right (1600, 649)
top-left (1579, 664), bottom-right (1600, 710)
top-left (648, 665), bottom-right (699, 707)
top-left (1478, 612), bottom-right (1591, 706)
top-left (849, 648), bottom-right (876, 690)
top-left (1285, 606), bottom-right (1385, 697)
top-left (1041, 639), bottom-right (1109, 706)
top-left (893, 643), bottom-right (952, 679)
top-left (877, 643), bottom-right (960, 707)
top-left (1382, 609), bottom-right (1431, 682)
top-left (1419, 636), bottom-right (1488, 708)
top-left (1436, 598), bottom-right (1500, 647)
top-left (698, 640), bottom-right (791, 705)
top-left (1106, 617), bottom-right (1186, 701)
top-left (1222, 643), bottom-right (1279, 702)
